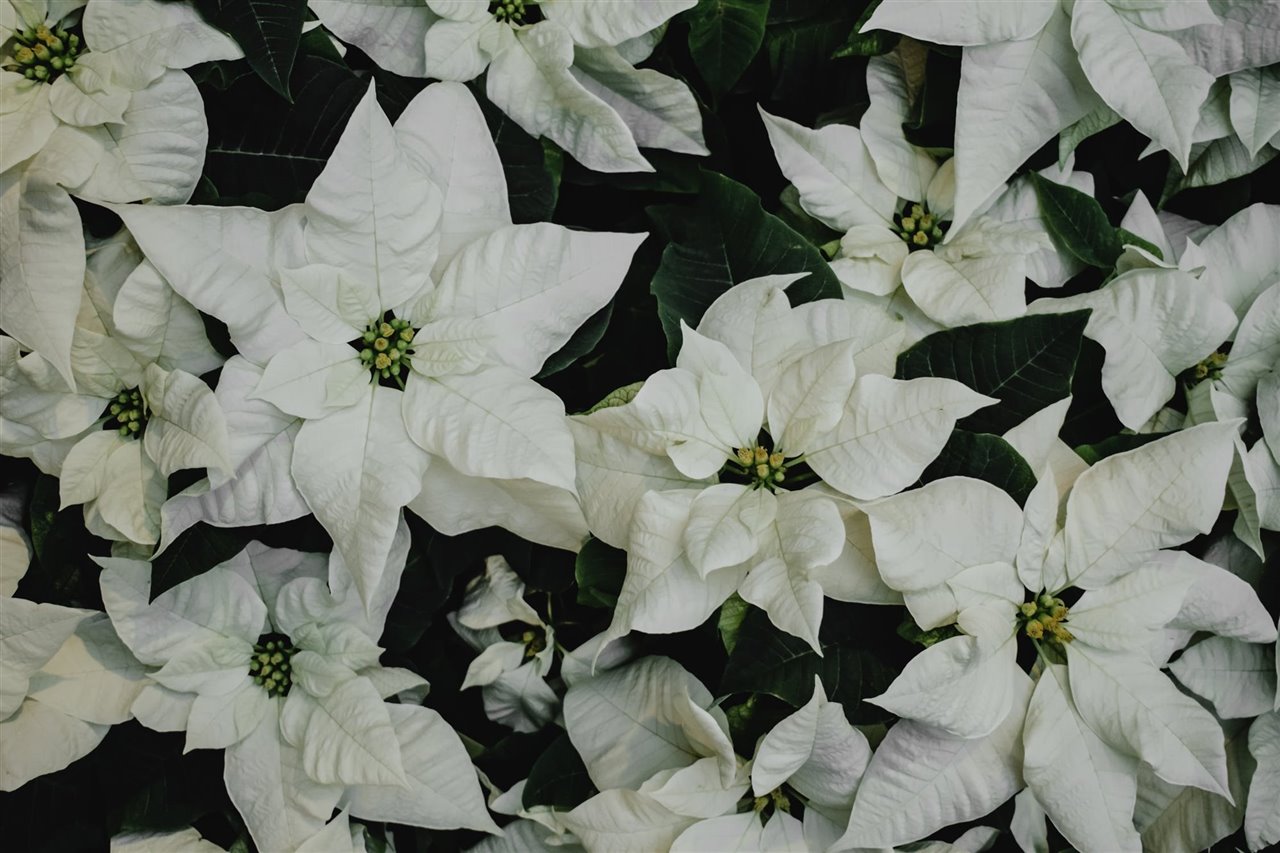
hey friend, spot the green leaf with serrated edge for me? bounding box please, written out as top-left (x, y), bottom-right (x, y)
top-left (832, 0), bottom-right (897, 58)
top-left (1030, 172), bottom-right (1124, 268)
top-left (649, 170), bottom-right (840, 362)
top-left (574, 537), bottom-right (626, 609)
top-left (201, 52), bottom-right (365, 206)
top-left (720, 604), bottom-right (897, 724)
top-left (717, 593), bottom-right (750, 653)
top-left (919, 429), bottom-right (1037, 506)
top-left (1116, 228), bottom-right (1164, 260)
top-left (895, 311), bottom-right (1091, 435)
top-left (150, 523), bottom-right (253, 601)
top-left (1073, 432), bottom-right (1172, 466)
top-left (687, 0), bottom-right (771, 97)
top-left (523, 732), bottom-right (597, 810)
top-left (195, 0), bottom-right (307, 100)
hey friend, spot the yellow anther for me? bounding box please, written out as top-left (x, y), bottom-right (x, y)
top-left (373, 337), bottom-right (389, 352)
top-left (379, 322), bottom-right (394, 337)
top-left (754, 446), bottom-right (769, 463)
top-left (736, 447), bottom-right (754, 466)
top-left (399, 328), bottom-right (414, 342)
top-left (919, 215), bottom-right (934, 230)
top-left (900, 217), bottom-right (916, 232)
top-left (1051, 605), bottom-right (1069, 620)
top-left (14, 46), bottom-right (34, 64)
top-left (769, 451), bottom-right (784, 468)
top-left (374, 353), bottom-right (392, 370)
top-left (912, 231), bottom-right (930, 246)
top-left (911, 204), bottom-right (925, 218)
top-left (1052, 624), bottom-right (1074, 643)
top-left (756, 463), bottom-right (770, 479)
top-left (1025, 620), bottom-right (1044, 639)
top-left (1020, 602), bottom-right (1038, 618)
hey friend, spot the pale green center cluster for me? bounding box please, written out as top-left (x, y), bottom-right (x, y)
top-left (489, 0), bottom-right (529, 23)
top-left (731, 445), bottom-right (789, 491)
top-left (3, 24), bottom-right (82, 83)
top-left (248, 633), bottom-right (298, 698)
top-left (895, 202), bottom-right (947, 251)
top-left (521, 626), bottom-right (547, 661)
top-left (1189, 349), bottom-right (1229, 384)
top-left (103, 388), bottom-right (147, 439)
top-left (752, 787), bottom-right (793, 821)
top-left (1019, 593), bottom-right (1073, 644)
top-left (356, 317), bottom-right (416, 387)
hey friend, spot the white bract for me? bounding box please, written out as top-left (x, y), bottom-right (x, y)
top-left (0, 0), bottom-right (240, 386)
top-left (451, 555), bottom-right (558, 733)
top-left (0, 233), bottom-right (229, 546)
top-left (848, 420), bottom-right (1276, 851)
top-left (761, 55), bottom-right (1049, 335)
top-left (111, 81), bottom-right (643, 601)
top-left (572, 275), bottom-right (987, 650)
top-left (97, 534), bottom-right (499, 851)
top-left (309, 0), bottom-right (706, 173)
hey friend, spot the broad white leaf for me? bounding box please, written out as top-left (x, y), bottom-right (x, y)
top-left (0, 597), bottom-right (92, 717)
top-left (486, 25), bottom-right (651, 173)
top-left (1219, 281), bottom-right (1280, 402)
top-left (279, 677), bottom-right (406, 786)
top-left (429, 223), bottom-right (643, 376)
top-left (900, 249), bottom-right (1028, 326)
top-left (639, 756), bottom-right (750, 819)
top-left (1195, 202), bottom-right (1280, 318)
top-left (862, 54), bottom-right (937, 202)
top-left (540, 0), bottom-right (694, 47)
top-left (759, 107), bottom-right (894, 231)
top-left (0, 698), bottom-right (107, 792)
top-left (1246, 711), bottom-right (1280, 850)
top-left (839, 673), bottom-right (1032, 848)
top-left (807, 376), bottom-right (995, 501)
top-left (1022, 665), bottom-right (1141, 853)
top-left (27, 616), bottom-right (147, 725)
top-left (695, 275), bottom-right (810, 401)
top-left (571, 47), bottom-right (708, 157)
top-left (861, 0), bottom-right (1055, 45)
top-left (1066, 566), bottom-right (1197, 652)
top-left (403, 367), bottom-right (575, 491)
top-left (1229, 66), bottom-right (1280, 158)
top-left (953, 2), bottom-right (1093, 228)
top-left (1071, 0), bottom-right (1215, 170)
top-left (1170, 637), bottom-right (1276, 719)
top-left (563, 655), bottom-right (734, 791)
top-left (304, 83), bottom-right (440, 306)
top-left (1060, 422), bottom-right (1239, 589)
top-left (84, 0), bottom-right (242, 82)
top-left (1010, 789), bottom-right (1049, 853)
top-left (809, 500), bottom-right (903, 606)
top-left (310, 0), bottom-right (437, 78)
top-left (291, 386), bottom-right (430, 606)
top-left (1133, 727), bottom-right (1250, 853)
top-left (111, 261), bottom-right (223, 377)
top-left (1067, 644), bottom-right (1230, 797)
top-left (561, 790), bottom-right (695, 853)
top-left (1158, 550), bottom-right (1278, 644)
top-left (683, 484), bottom-right (776, 576)
top-left (738, 556), bottom-right (825, 653)
top-left (344, 703), bottom-right (500, 833)
top-left (1169, 0), bottom-right (1280, 76)
top-left (253, 339), bottom-right (371, 421)
top-left (768, 340), bottom-right (858, 452)
top-left (142, 364), bottom-right (231, 478)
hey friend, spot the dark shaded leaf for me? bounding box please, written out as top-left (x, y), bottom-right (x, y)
top-left (895, 311), bottom-right (1091, 434)
top-left (575, 538), bottom-right (626, 609)
top-left (687, 0), bottom-right (771, 97)
top-left (476, 92), bottom-right (562, 223)
top-left (523, 733), bottom-right (597, 810)
top-left (150, 524), bottom-right (253, 601)
top-left (649, 170), bottom-right (840, 362)
top-left (195, 0), bottom-right (307, 100)
top-left (537, 303), bottom-right (613, 379)
top-left (832, 0), bottom-right (898, 58)
top-left (920, 430), bottom-right (1037, 506)
top-left (1074, 432), bottom-right (1172, 466)
top-left (1029, 172), bottom-right (1124, 268)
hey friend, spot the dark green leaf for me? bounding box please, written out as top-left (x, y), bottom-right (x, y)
top-left (1073, 432), bottom-right (1171, 466)
top-left (687, 0), bottom-right (771, 97)
top-left (476, 92), bottom-right (562, 223)
top-left (717, 594), bottom-right (750, 653)
top-left (537, 303), bottom-right (613, 379)
top-left (763, 0), bottom-right (861, 101)
top-left (895, 311), bottom-right (1091, 434)
top-left (1029, 172), bottom-right (1124, 268)
top-left (720, 604), bottom-right (897, 724)
top-left (195, 0), bottom-right (307, 100)
top-left (919, 430), bottom-right (1037, 506)
top-left (832, 0), bottom-right (897, 58)
top-left (649, 170), bottom-right (840, 362)
top-left (1115, 228), bottom-right (1163, 261)
top-left (28, 474), bottom-right (58, 565)
top-left (575, 538), bottom-right (626, 609)
top-left (902, 48), bottom-right (959, 150)
top-left (522, 733), bottom-right (597, 810)
top-left (201, 54), bottom-right (365, 206)
top-left (150, 524), bottom-right (253, 601)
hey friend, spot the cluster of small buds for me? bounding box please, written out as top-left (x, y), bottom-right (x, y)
top-left (752, 787), bottom-right (793, 820)
top-left (520, 626), bottom-right (547, 661)
top-left (102, 388), bottom-right (148, 439)
top-left (733, 445), bottom-right (789, 491)
top-left (489, 0), bottom-right (529, 23)
top-left (4, 24), bottom-right (82, 83)
top-left (1189, 349), bottom-right (1229, 384)
top-left (1019, 593), bottom-right (1073, 644)
top-left (248, 634), bottom-right (298, 698)
top-left (356, 316), bottom-right (416, 387)
top-left (895, 202), bottom-right (948, 251)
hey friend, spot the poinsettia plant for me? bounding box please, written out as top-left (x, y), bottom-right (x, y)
top-left (2, 1), bottom-right (1278, 852)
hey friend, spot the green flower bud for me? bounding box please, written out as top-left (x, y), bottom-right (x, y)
top-left (15, 46), bottom-right (35, 65)
top-left (32, 43), bottom-right (50, 61)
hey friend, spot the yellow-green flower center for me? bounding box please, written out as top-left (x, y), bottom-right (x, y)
top-left (895, 202), bottom-right (948, 252)
top-left (731, 444), bottom-right (790, 491)
top-left (248, 633), bottom-right (298, 698)
top-left (354, 315), bottom-right (417, 389)
top-left (490, 0), bottom-right (539, 24)
top-left (4, 24), bottom-right (83, 84)
top-left (101, 387), bottom-right (147, 440)
top-left (1185, 348), bottom-right (1229, 387)
top-left (521, 626), bottom-right (547, 661)
top-left (1018, 593), bottom-right (1073, 645)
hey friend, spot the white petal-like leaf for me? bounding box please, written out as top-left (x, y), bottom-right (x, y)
top-left (1170, 636), bottom-right (1277, 719)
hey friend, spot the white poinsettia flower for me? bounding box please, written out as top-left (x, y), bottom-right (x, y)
top-left (0, 234), bottom-right (229, 546)
top-left (97, 531), bottom-right (500, 852)
top-left (0, 0), bottom-right (240, 387)
top-left (571, 274), bottom-right (988, 650)
top-left (858, 0), bottom-right (1253, 229)
top-left (845, 419), bottom-right (1276, 853)
top-left (761, 55), bottom-right (1049, 335)
top-left (111, 81), bottom-right (644, 600)
top-left (309, 0), bottom-right (706, 173)
top-left (450, 556), bottom-right (559, 733)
